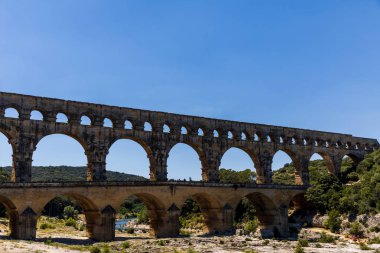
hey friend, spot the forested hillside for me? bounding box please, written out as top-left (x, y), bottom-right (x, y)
top-left (272, 149), bottom-right (380, 215)
top-left (0, 166), bottom-right (147, 182)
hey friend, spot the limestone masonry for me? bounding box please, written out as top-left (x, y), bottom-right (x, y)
top-left (0, 91), bottom-right (377, 241)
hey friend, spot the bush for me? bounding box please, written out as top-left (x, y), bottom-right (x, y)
top-left (63, 205), bottom-right (79, 220)
top-left (359, 243), bottom-right (371, 250)
top-left (319, 232), bottom-right (335, 243)
top-left (244, 219), bottom-right (258, 234)
top-left (65, 217), bottom-right (76, 227)
top-left (294, 243), bottom-right (305, 253)
top-left (40, 222), bottom-right (55, 229)
top-left (126, 227), bottom-right (134, 234)
top-left (324, 210), bottom-right (341, 233)
top-left (350, 221), bottom-right (364, 237)
top-left (121, 241), bottom-right (130, 249)
top-left (90, 246), bottom-right (101, 253)
top-left (297, 239), bottom-right (309, 247)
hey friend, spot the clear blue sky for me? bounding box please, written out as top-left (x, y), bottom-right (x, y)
top-left (0, 1), bottom-right (379, 180)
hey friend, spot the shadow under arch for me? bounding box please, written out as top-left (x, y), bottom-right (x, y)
top-left (220, 146), bottom-right (259, 182)
top-left (119, 192), bottom-right (166, 236)
top-left (180, 192), bottom-right (222, 233)
top-left (244, 192), bottom-right (277, 226)
top-left (108, 136), bottom-right (154, 180)
top-left (167, 142), bottom-right (207, 181)
top-left (38, 193), bottom-right (100, 239)
top-left (0, 194), bottom-right (19, 238)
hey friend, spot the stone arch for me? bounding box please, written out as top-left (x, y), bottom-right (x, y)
top-left (308, 152), bottom-right (335, 174)
top-left (56, 112), bottom-right (69, 123)
top-left (107, 137), bottom-right (153, 179)
top-left (179, 192), bottom-right (222, 233)
top-left (272, 149), bottom-right (303, 185)
top-left (4, 107), bottom-right (20, 118)
top-left (0, 128), bottom-right (15, 154)
top-left (167, 141), bottom-right (206, 181)
top-left (33, 133), bottom-right (90, 181)
top-left (108, 136), bottom-right (154, 179)
top-left (30, 110), bottom-right (44, 121)
top-left (235, 192), bottom-right (280, 237)
top-left (219, 146), bottom-right (259, 183)
top-left (0, 194), bottom-right (19, 238)
top-left (37, 192), bottom-right (100, 239)
top-left (80, 115), bottom-right (92, 125)
top-left (118, 193), bottom-right (166, 237)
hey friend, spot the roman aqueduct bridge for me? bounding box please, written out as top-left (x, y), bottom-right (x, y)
top-left (0, 92), bottom-right (377, 241)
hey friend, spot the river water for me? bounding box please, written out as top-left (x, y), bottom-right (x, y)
top-left (115, 218), bottom-right (136, 230)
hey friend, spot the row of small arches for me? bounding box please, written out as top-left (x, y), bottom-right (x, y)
top-left (1, 107), bottom-right (372, 151)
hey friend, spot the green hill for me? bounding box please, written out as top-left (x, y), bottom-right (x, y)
top-left (0, 166), bottom-right (147, 182)
top-left (272, 149), bottom-right (380, 215)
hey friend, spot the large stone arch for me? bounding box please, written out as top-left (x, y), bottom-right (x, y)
top-left (308, 151), bottom-right (335, 174)
top-left (167, 141), bottom-right (207, 181)
top-left (34, 132), bottom-right (89, 155)
top-left (115, 192), bottom-right (167, 237)
top-left (32, 132), bottom-right (90, 181)
top-left (107, 136), bottom-right (154, 179)
top-left (0, 194), bottom-right (19, 238)
top-left (178, 192), bottom-right (222, 233)
top-left (36, 192), bottom-right (100, 240)
top-left (219, 146), bottom-right (259, 182)
top-left (272, 148), bottom-right (304, 185)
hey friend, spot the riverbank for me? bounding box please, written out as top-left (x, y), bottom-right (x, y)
top-left (0, 228), bottom-right (380, 253)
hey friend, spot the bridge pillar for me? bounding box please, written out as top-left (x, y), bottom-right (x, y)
top-left (295, 157), bottom-right (309, 185)
top-left (86, 207), bottom-right (116, 242)
top-left (16, 207), bottom-right (37, 240)
top-left (203, 149), bottom-right (221, 182)
top-left (331, 155), bottom-right (343, 178)
top-left (11, 135), bottom-right (35, 183)
top-left (256, 151), bottom-right (273, 184)
top-left (151, 204), bottom-right (180, 237)
top-left (86, 143), bottom-right (108, 181)
top-left (258, 204), bottom-right (289, 238)
top-left (150, 143), bottom-right (169, 181)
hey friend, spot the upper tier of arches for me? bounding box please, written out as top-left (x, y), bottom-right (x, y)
top-left (0, 92), bottom-right (377, 152)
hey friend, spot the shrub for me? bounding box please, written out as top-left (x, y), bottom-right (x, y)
top-left (157, 240), bottom-right (167, 246)
top-left (44, 237), bottom-right (53, 245)
top-left (40, 222), bottom-right (55, 229)
top-left (244, 219), bottom-right (258, 234)
top-left (319, 232), bottom-right (335, 243)
top-left (90, 246), bottom-right (101, 253)
top-left (294, 243), bottom-right (305, 253)
top-left (369, 237), bottom-right (380, 244)
top-left (350, 221), bottom-right (364, 237)
top-left (126, 227), bottom-right (134, 234)
top-left (315, 243), bottom-right (322, 248)
top-left (65, 217), bottom-right (76, 227)
top-left (359, 243), bottom-right (370, 250)
top-left (324, 210), bottom-right (341, 233)
top-left (63, 205), bottom-right (79, 220)
top-left (297, 239), bottom-right (309, 247)
top-left (121, 241), bottom-right (130, 249)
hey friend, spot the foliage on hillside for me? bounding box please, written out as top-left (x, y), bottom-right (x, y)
top-left (306, 149), bottom-right (380, 215)
top-left (219, 168), bottom-right (256, 183)
top-left (0, 166), bottom-right (147, 182)
top-left (272, 157), bottom-right (354, 185)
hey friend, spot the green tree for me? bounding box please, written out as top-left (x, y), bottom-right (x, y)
top-left (63, 205), bottom-right (79, 220)
top-left (219, 168), bottom-right (256, 183)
